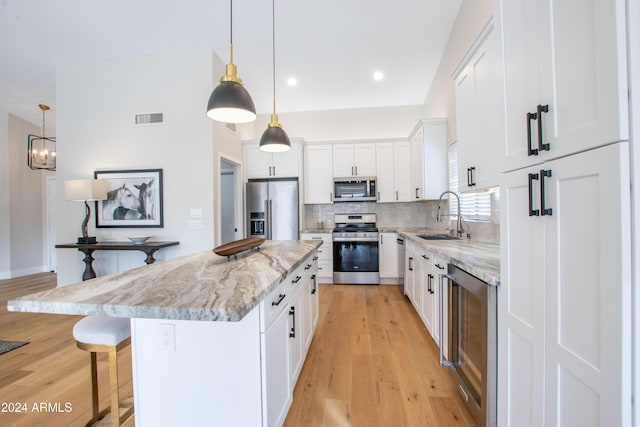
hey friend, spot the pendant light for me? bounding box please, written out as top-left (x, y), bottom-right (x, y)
top-left (207, 0), bottom-right (257, 124)
top-left (259, 0), bottom-right (291, 152)
top-left (27, 104), bottom-right (56, 171)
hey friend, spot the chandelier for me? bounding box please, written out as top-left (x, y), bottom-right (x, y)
top-left (27, 104), bottom-right (56, 171)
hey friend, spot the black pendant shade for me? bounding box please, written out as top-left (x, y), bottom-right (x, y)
top-left (206, 80), bottom-right (257, 124)
top-left (260, 120), bottom-right (291, 152)
top-left (259, 0), bottom-right (291, 152)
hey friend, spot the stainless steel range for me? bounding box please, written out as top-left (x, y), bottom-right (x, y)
top-left (332, 213), bottom-right (379, 284)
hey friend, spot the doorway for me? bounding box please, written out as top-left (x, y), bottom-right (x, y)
top-left (219, 157), bottom-right (242, 245)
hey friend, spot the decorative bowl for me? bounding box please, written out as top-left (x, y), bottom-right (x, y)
top-left (128, 236), bottom-right (151, 244)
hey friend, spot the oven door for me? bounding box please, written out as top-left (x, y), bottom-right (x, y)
top-left (439, 264), bottom-right (497, 427)
top-left (332, 238), bottom-right (379, 284)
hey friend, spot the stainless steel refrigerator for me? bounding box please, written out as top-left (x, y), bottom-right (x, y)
top-left (246, 179), bottom-right (299, 240)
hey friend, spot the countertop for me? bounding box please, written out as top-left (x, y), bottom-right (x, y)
top-left (398, 229), bottom-right (500, 286)
top-left (8, 240), bottom-right (322, 322)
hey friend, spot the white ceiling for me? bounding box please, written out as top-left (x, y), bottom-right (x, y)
top-left (0, 0), bottom-right (462, 131)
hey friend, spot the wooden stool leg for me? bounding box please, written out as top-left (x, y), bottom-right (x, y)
top-left (108, 346), bottom-right (121, 427)
top-left (90, 352), bottom-right (99, 422)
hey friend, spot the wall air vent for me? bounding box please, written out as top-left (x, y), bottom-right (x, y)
top-left (135, 113), bottom-right (164, 125)
top-left (225, 122), bottom-right (236, 134)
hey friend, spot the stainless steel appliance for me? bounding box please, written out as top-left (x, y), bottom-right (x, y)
top-left (333, 177), bottom-right (377, 202)
top-left (439, 264), bottom-right (497, 427)
top-left (332, 213), bottom-right (379, 284)
top-left (246, 179), bottom-right (299, 240)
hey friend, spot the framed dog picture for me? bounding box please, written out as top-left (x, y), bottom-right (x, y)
top-left (94, 169), bottom-right (163, 228)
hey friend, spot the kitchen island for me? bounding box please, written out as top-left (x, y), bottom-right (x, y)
top-left (8, 240), bottom-right (322, 427)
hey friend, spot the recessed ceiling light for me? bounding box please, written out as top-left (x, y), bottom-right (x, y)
top-left (287, 77), bottom-right (298, 87)
top-left (373, 71), bottom-right (384, 81)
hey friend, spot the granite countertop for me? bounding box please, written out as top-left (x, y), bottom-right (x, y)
top-left (398, 229), bottom-right (500, 286)
top-left (300, 228), bottom-right (333, 234)
top-left (8, 240), bottom-right (322, 322)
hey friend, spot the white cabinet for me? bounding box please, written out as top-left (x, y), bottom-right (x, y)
top-left (262, 297), bottom-right (292, 427)
top-left (404, 242), bottom-right (417, 303)
top-left (379, 232), bottom-right (400, 280)
top-left (287, 276), bottom-right (304, 389)
top-left (301, 233), bottom-right (332, 283)
top-left (245, 140), bottom-right (300, 179)
top-left (409, 119), bottom-right (449, 199)
top-left (495, 0), bottom-right (629, 172)
top-left (499, 143), bottom-right (631, 426)
top-left (375, 142), bottom-right (395, 202)
top-left (393, 141), bottom-right (412, 202)
top-left (453, 22), bottom-right (502, 191)
top-left (303, 144), bottom-right (333, 204)
top-left (302, 266), bottom-right (319, 352)
top-left (332, 143), bottom-right (376, 177)
top-left (419, 251), bottom-right (435, 335)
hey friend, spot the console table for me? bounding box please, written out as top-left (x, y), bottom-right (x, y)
top-left (55, 241), bottom-right (180, 281)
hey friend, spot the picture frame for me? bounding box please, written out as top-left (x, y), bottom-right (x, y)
top-left (94, 169), bottom-right (163, 228)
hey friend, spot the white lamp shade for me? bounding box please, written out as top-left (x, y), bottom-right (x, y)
top-left (65, 179), bottom-right (109, 202)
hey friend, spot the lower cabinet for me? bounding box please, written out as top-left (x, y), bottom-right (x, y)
top-left (131, 252), bottom-right (319, 427)
top-left (404, 240), bottom-right (446, 348)
top-left (262, 298), bottom-right (293, 427)
top-left (301, 233), bottom-right (332, 283)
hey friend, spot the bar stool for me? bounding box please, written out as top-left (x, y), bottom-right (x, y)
top-left (73, 316), bottom-right (134, 427)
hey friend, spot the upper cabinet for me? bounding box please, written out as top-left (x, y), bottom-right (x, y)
top-left (332, 143), bottom-right (377, 177)
top-left (496, 0), bottom-right (629, 172)
top-left (409, 119), bottom-right (449, 200)
top-left (376, 141), bottom-right (412, 202)
top-left (303, 143), bottom-right (334, 204)
top-left (244, 139), bottom-right (300, 179)
top-left (453, 22), bottom-right (502, 191)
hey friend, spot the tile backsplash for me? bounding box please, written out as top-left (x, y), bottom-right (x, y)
top-left (303, 197), bottom-right (500, 244)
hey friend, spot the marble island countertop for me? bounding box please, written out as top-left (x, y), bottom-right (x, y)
top-left (398, 229), bottom-right (500, 286)
top-left (8, 240), bottom-right (321, 322)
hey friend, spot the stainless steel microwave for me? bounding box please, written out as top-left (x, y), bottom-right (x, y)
top-left (333, 177), bottom-right (377, 202)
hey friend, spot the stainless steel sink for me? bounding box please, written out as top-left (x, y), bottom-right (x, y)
top-left (417, 233), bottom-right (458, 241)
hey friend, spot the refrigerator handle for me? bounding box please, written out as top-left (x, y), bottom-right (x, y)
top-left (268, 199), bottom-right (274, 239)
top-left (264, 200), bottom-right (270, 239)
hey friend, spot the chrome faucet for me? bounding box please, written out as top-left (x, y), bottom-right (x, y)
top-left (436, 191), bottom-right (470, 239)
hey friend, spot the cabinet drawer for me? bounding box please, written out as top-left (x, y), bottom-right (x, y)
top-left (286, 263), bottom-right (306, 294)
top-left (260, 281), bottom-right (288, 332)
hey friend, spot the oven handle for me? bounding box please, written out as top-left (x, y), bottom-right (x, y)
top-left (439, 273), bottom-right (455, 367)
top-left (332, 237), bottom-right (379, 242)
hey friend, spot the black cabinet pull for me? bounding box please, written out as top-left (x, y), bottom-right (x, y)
top-left (292, 275), bottom-right (302, 283)
top-left (408, 257), bottom-right (414, 271)
top-left (467, 167), bottom-right (472, 187)
top-left (537, 105), bottom-right (550, 152)
top-left (540, 169), bottom-right (553, 216)
top-left (312, 256), bottom-right (318, 261)
top-left (272, 293), bottom-right (286, 306)
top-left (305, 264), bottom-right (312, 270)
top-left (289, 306), bottom-right (296, 338)
top-left (415, 188), bottom-right (419, 199)
top-left (527, 112), bottom-right (539, 156)
top-left (435, 263), bottom-right (445, 270)
top-left (528, 172), bottom-right (540, 216)
top-left (470, 166), bottom-right (476, 186)
top-left (311, 274), bottom-right (317, 294)
top-left (422, 254), bottom-right (428, 260)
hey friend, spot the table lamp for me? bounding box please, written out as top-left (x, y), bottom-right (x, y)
top-left (65, 179), bottom-right (109, 244)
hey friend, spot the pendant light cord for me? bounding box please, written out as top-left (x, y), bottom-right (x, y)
top-left (272, 0), bottom-right (276, 114)
top-left (42, 108), bottom-right (46, 138)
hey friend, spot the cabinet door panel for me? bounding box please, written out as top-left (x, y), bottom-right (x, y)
top-left (376, 143), bottom-right (395, 202)
top-left (245, 143), bottom-right (274, 178)
top-left (354, 143), bottom-right (377, 176)
top-left (271, 141), bottom-right (299, 177)
top-left (393, 142), bottom-right (412, 202)
top-left (304, 145), bottom-right (333, 204)
top-left (544, 143), bottom-right (631, 427)
top-left (333, 144), bottom-right (355, 177)
top-left (499, 165), bottom-right (545, 427)
top-left (262, 306), bottom-right (292, 427)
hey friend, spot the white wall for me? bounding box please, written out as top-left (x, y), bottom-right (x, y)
top-left (421, 0), bottom-right (493, 143)
top-left (55, 49), bottom-right (219, 286)
top-left (7, 114), bottom-right (52, 277)
top-left (239, 105), bottom-right (423, 142)
top-left (0, 111), bottom-right (10, 278)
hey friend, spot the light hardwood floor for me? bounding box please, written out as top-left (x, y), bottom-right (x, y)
top-left (0, 274), bottom-right (473, 427)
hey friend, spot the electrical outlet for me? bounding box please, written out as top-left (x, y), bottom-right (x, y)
top-left (159, 323), bottom-right (175, 351)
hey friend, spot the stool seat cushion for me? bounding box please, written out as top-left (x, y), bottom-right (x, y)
top-left (73, 316), bottom-right (131, 346)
